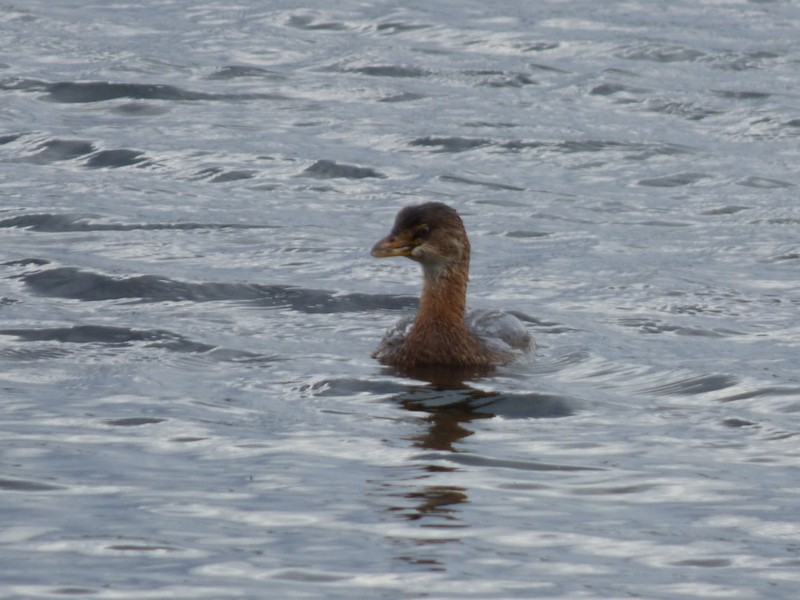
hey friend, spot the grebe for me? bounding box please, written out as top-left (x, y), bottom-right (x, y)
top-left (371, 202), bottom-right (534, 369)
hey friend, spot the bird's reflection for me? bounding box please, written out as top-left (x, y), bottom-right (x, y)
top-left (386, 364), bottom-right (495, 390)
top-left (379, 371), bottom-right (495, 569)
top-left (398, 385), bottom-right (497, 452)
top-left (379, 367), bottom-right (496, 529)
top-left (372, 366), bottom-right (575, 568)
top-left (384, 368), bottom-right (574, 487)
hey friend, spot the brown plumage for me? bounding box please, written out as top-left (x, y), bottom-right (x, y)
top-left (371, 202), bottom-right (533, 369)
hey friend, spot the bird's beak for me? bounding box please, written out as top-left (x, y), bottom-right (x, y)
top-left (371, 232), bottom-right (414, 258)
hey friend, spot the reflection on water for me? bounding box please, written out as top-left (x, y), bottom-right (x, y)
top-left (396, 378), bottom-right (578, 418)
top-left (381, 364), bottom-right (496, 389)
top-left (391, 485), bottom-right (468, 524)
top-left (399, 387), bottom-right (494, 452)
top-left (381, 379), bottom-right (577, 529)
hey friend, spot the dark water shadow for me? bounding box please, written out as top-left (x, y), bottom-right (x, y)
top-left (300, 159), bottom-right (386, 179)
top-left (206, 65), bottom-right (287, 80)
top-left (344, 65), bottom-right (432, 78)
top-left (409, 135), bottom-right (696, 159)
top-left (0, 213), bottom-right (278, 233)
top-left (20, 266), bottom-right (416, 313)
top-left (0, 78), bottom-right (288, 103)
top-left (24, 139), bottom-right (95, 163)
top-left (0, 324), bottom-right (275, 364)
top-left (2, 136), bottom-right (150, 169)
top-left (85, 149), bottom-right (147, 168)
top-left (641, 373), bottom-right (739, 396)
top-left (0, 477), bottom-right (64, 492)
top-left (47, 81), bottom-right (287, 103)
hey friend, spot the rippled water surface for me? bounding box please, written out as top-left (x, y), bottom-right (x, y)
top-left (2, 1), bottom-right (800, 598)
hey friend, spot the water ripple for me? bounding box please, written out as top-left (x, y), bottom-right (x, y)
top-left (0, 477), bottom-right (64, 492)
top-left (421, 452), bottom-right (603, 472)
top-left (47, 80), bottom-right (286, 103)
top-left (641, 374), bottom-right (739, 396)
top-left (20, 267), bottom-right (416, 313)
top-left (301, 159), bottom-right (385, 179)
top-left (614, 42), bottom-right (706, 63)
top-left (0, 213), bottom-right (277, 232)
top-left (0, 325), bottom-right (273, 364)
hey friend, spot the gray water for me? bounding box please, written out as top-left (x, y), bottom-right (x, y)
top-left (1, 1), bottom-right (799, 598)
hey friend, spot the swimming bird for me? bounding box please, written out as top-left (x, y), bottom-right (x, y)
top-left (371, 202), bottom-right (534, 369)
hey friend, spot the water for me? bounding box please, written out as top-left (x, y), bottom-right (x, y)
top-left (1, 1), bottom-right (799, 598)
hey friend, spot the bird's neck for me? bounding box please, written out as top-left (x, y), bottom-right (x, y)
top-left (416, 259), bottom-right (469, 329)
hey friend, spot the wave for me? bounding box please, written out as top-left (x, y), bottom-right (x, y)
top-left (0, 213), bottom-right (276, 233)
top-left (0, 78), bottom-right (287, 104)
top-left (20, 266), bottom-right (416, 313)
top-left (0, 324), bottom-right (274, 364)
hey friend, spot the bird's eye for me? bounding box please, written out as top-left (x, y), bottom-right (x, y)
top-left (413, 223), bottom-right (430, 239)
